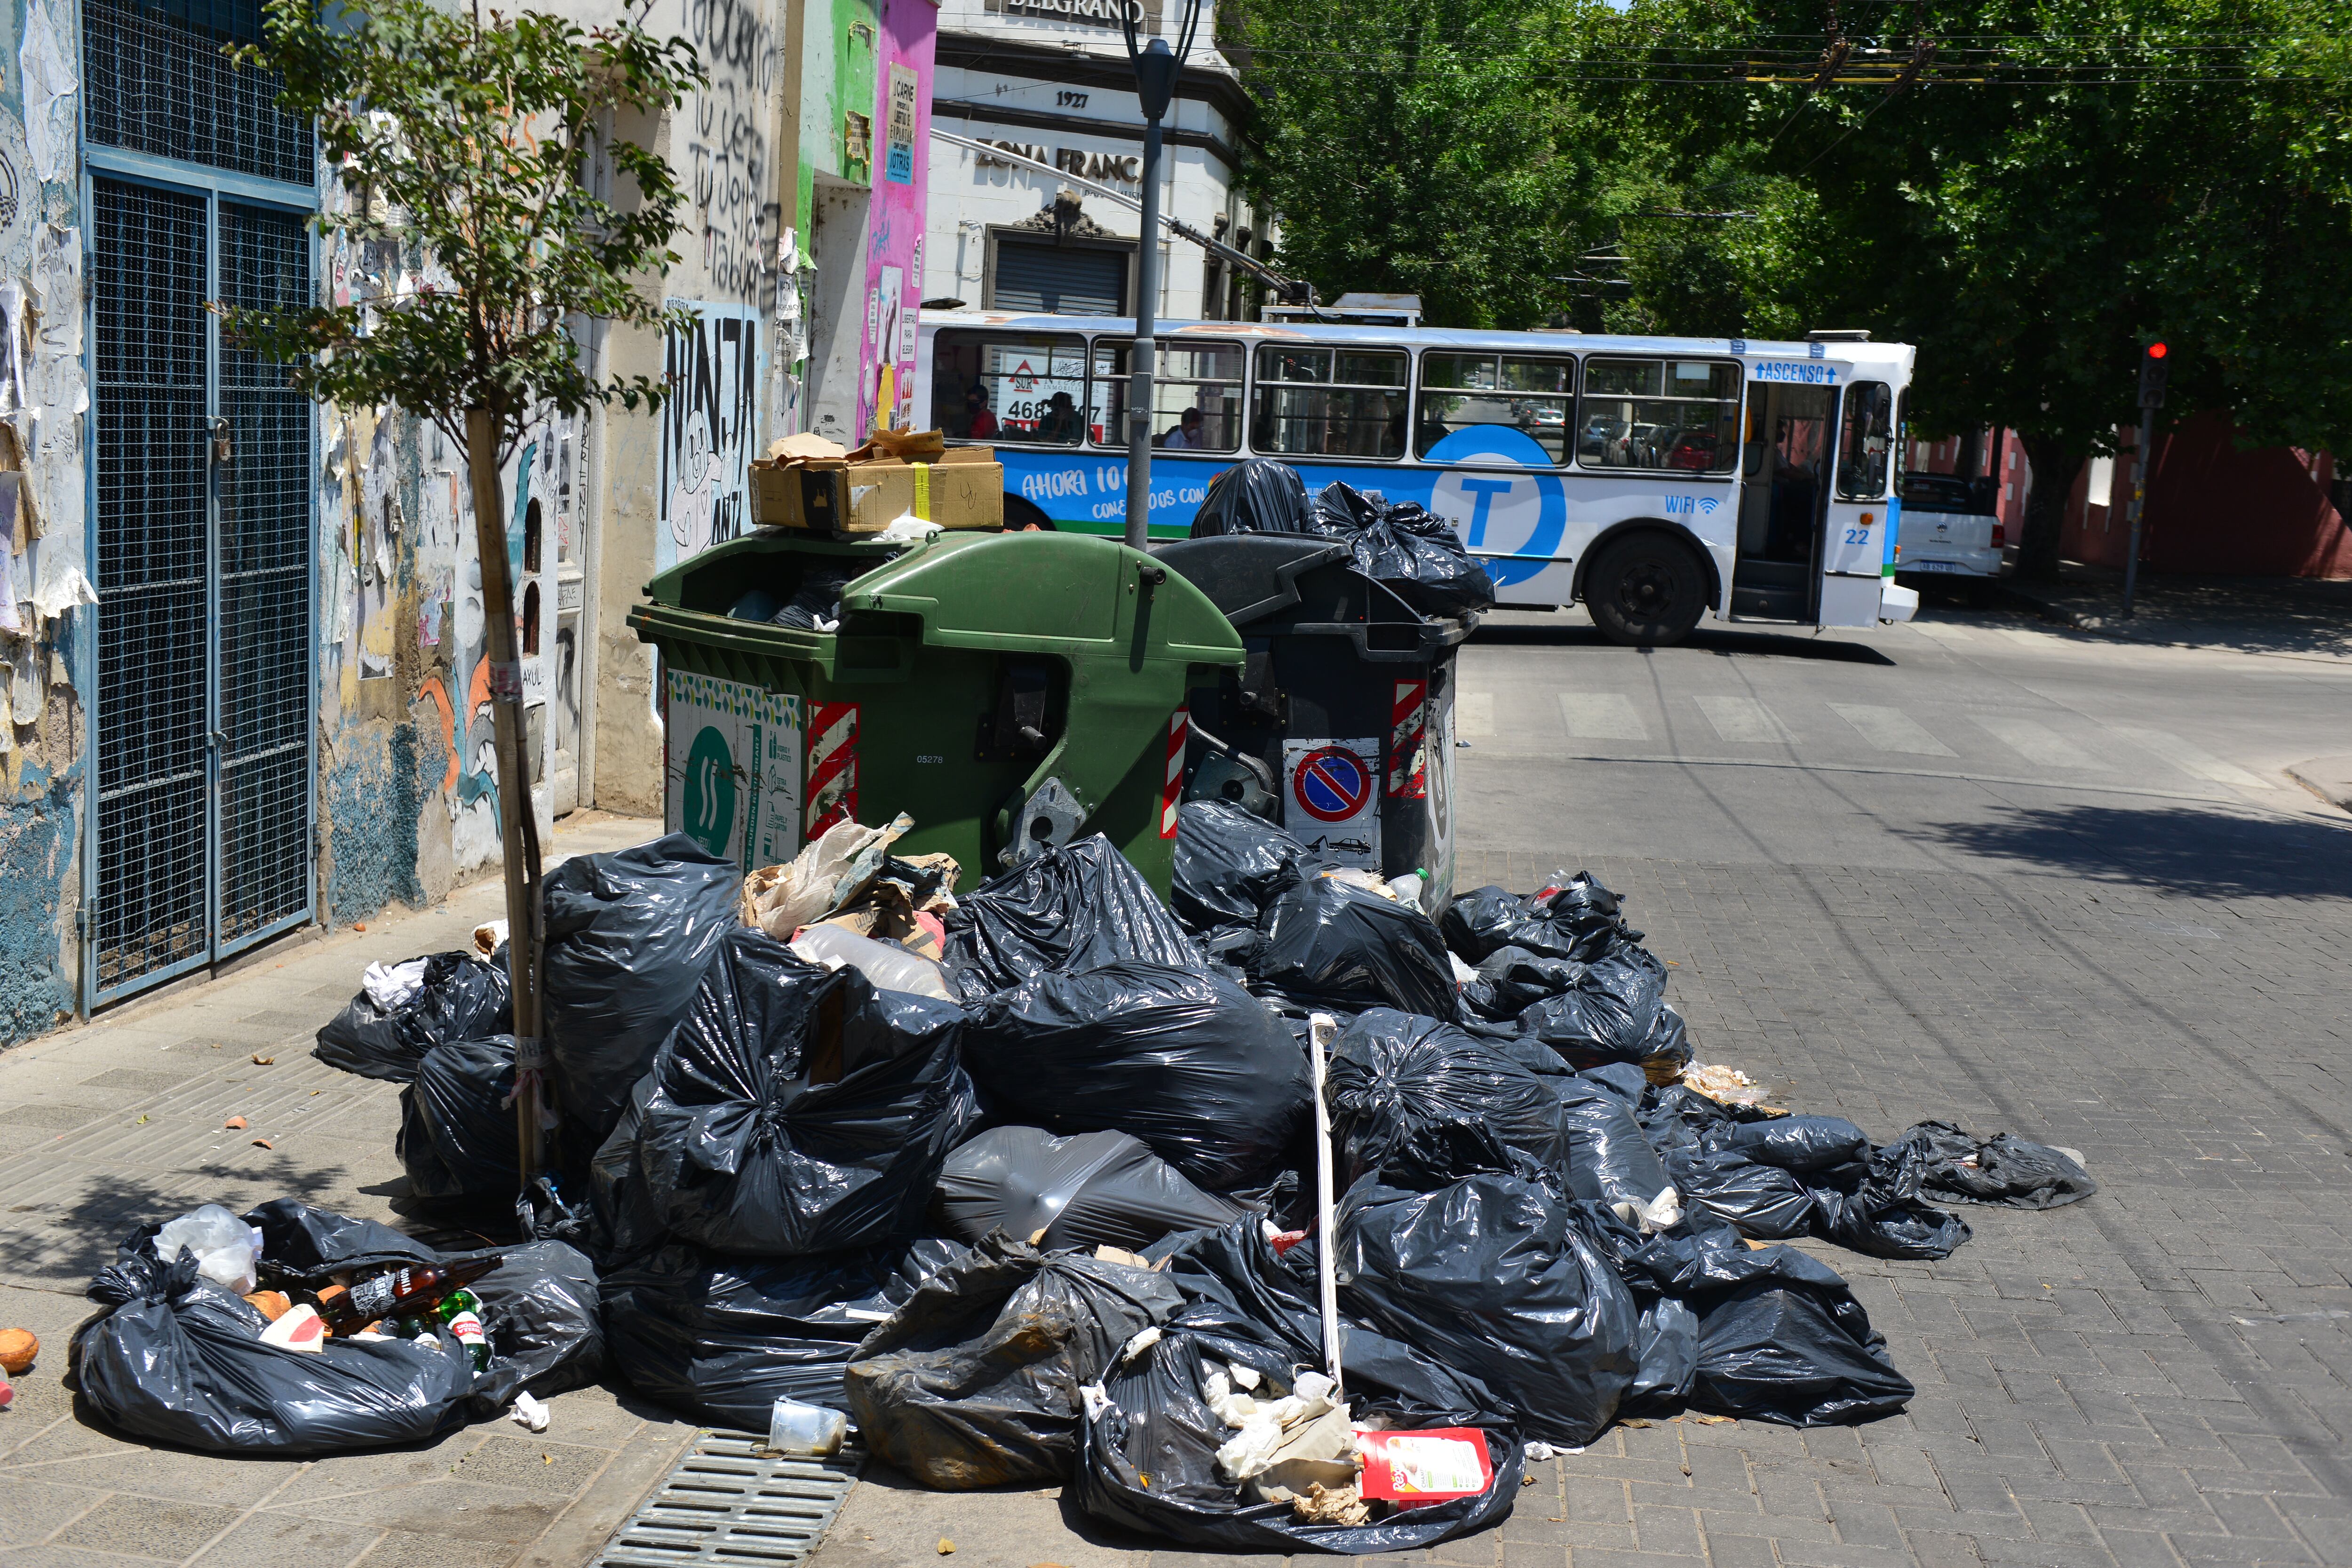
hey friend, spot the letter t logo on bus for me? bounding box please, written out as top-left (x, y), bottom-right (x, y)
top-left (1454, 476), bottom-right (1513, 548)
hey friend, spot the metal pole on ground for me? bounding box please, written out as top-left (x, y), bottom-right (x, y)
top-left (1119, 0), bottom-right (1204, 552)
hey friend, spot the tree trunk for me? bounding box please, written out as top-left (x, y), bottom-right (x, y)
top-left (464, 406), bottom-right (548, 1194)
top-left (2014, 432), bottom-right (2082, 583)
top-left (1955, 428), bottom-right (1981, 480)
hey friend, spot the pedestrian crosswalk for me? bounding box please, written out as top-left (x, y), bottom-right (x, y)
top-left (1472, 685), bottom-right (2284, 796)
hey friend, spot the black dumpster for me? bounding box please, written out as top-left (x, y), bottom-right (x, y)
top-left (1154, 533), bottom-right (1474, 912)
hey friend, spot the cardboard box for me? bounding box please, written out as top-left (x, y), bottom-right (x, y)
top-left (751, 445), bottom-right (1004, 534)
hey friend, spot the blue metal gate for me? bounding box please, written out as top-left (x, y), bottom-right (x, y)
top-left (85, 0), bottom-right (317, 1005)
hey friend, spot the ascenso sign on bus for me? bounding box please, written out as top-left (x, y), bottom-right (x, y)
top-left (1750, 359), bottom-right (1842, 384)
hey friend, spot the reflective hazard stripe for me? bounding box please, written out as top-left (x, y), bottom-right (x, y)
top-left (806, 701), bottom-right (859, 838)
top-left (1387, 680), bottom-right (1427, 799)
top-left (1161, 708), bottom-right (1188, 838)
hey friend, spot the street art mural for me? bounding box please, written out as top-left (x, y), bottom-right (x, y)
top-left (860, 0), bottom-right (933, 440)
top-left (659, 300), bottom-right (762, 572)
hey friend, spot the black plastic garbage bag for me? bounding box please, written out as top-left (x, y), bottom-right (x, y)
top-left (1874, 1121), bottom-right (2097, 1209)
top-left (1690, 1263), bottom-right (1914, 1425)
top-left (543, 833), bottom-right (742, 1150)
top-left (1074, 1325), bottom-right (1524, 1554)
top-left (1251, 873), bottom-right (1457, 1019)
top-left (456, 1240), bottom-right (605, 1398)
top-left (1312, 482), bottom-right (1496, 618)
top-left (1459, 946), bottom-right (1585, 1021)
top-left (771, 557), bottom-right (859, 629)
top-left (1666, 1147), bottom-right (1817, 1240)
top-left (1325, 1009), bottom-right (1572, 1189)
top-left (1630, 1297), bottom-right (1700, 1409)
top-left (1554, 1078), bottom-right (1674, 1214)
top-left (604, 1238), bottom-right (964, 1426)
top-left (1520, 947), bottom-right (1692, 1079)
top-left (1437, 886), bottom-right (1527, 964)
top-left (1639, 1084), bottom-right (1776, 1156)
top-left (1807, 1187), bottom-right (1972, 1260)
top-left (72, 1248), bottom-right (479, 1454)
top-left (1148, 1221), bottom-right (1511, 1427)
top-left (845, 1233), bottom-right (1185, 1488)
top-left (1712, 1114), bottom-right (1870, 1174)
top-left (1171, 802), bottom-right (1320, 934)
top-left (943, 835), bottom-right (1200, 1000)
top-left (1334, 1174), bottom-right (1639, 1447)
top-left (938, 1126), bottom-right (1253, 1251)
top-left (1515, 872), bottom-right (1644, 963)
top-left (1190, 456), bottom-right (1318, 538)
top-left (314, 951), bottom-right (511, 1082)
top-left (963, 961), bottom-right (1311, 1192)
top-left (230, 1201), bottom-right (602, 1405)
top-left (397, 1036), bottom-right (519, 1203)
top-left (604, 928), bottom-right (977, 1256)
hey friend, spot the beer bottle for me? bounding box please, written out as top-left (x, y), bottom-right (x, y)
top-left (314, 1257), bottom-right (502, 1336)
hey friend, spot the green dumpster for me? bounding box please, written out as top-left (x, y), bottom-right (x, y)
top-left (628, 530), bottom-right (1245, 894)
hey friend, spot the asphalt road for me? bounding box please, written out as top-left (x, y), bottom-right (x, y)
top-left (1454, 600), bottom-right (2352, 895)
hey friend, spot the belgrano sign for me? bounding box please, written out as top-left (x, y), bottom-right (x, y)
top-left (984, 0), bottom-right (1165, 32)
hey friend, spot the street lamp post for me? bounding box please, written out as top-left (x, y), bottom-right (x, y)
top-left (1119, 0), bottom-right (1205, 551)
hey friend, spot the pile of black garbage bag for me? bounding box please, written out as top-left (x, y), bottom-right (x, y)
top-left (1191, 457), bottom-right (1497, 618)
top-left (71, 823), bottom-right (2094, 1549)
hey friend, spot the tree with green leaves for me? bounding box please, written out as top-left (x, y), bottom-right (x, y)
top-left (1234, 0), bottom-right (1618, 329)
top-left (227, 0), bottom-right (705, 1185)
top-left (1613, 0), bottom-right (2352, 578)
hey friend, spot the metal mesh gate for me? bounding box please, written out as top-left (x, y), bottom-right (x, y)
top-left (91, 183), bottom-right (315, 1001)
top-left (82, 0), bottom-right (314, 185)
top-left (93, 182), bottom-right (212, 994)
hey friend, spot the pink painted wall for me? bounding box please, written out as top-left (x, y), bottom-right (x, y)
top-left (859, 0), bottom-right (937, 439)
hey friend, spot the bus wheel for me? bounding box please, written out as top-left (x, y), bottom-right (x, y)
top-left (1002, 495), bottom-right (1056, 532)
top-left (1585, 532), bottom-right (1707, 647)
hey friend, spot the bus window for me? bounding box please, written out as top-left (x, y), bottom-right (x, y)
top-left (1836, 381), bottom-right (1894, 500)
top-left (1089, 340), bottom-right (1245, 452)
top-left (1416, 353), bottom-right (1574, 462)
top-left (1576, 358), bottom-right (1740, 474)
top-left (1251, 345), bottom-right (1407, 460)
top-left (930, 328), bottom-right (1089, 446)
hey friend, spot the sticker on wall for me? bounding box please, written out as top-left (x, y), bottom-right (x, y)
top-left (1282, 737), bottom-right (1382, 870)
top-left (885, 63), bottom-right (919, 184)
top-left (664, 671), bottom-right (802, 872)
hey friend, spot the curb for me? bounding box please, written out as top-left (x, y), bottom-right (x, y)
top-left (2286, 756), bottom-right (2352, 814)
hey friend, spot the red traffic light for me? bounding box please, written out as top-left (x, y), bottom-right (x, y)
top-left (2146, 342), bottom-right (2168, 359)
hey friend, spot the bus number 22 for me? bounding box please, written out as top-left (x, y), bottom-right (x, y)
top-left (1843, 526), bottom-right (1871, 544)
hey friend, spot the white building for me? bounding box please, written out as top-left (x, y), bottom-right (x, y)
top-left (922, 0), bottom-right (1264, 323)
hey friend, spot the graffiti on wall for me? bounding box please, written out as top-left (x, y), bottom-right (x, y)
top-left (685, 0), bottom-right (773, 305)
top-left (659, 300), bottom-right (761, 572)
top-left (859, 0), bottom-right (933, 440)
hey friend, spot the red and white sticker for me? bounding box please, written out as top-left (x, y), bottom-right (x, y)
top-left (805, 700), bottom-right (859, 839)
top-left (1387, 678), bottom-right (1427, 799)
top-left (1160, 708), bottom-right (1188, 838)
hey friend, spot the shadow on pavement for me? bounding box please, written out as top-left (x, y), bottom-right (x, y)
top-left (0, 1153), bottom-right (352, 1291)
top-left (1472, 622), bottom-right (1898, 666)
top-left (1912, 801), bottom-right (2352, 900)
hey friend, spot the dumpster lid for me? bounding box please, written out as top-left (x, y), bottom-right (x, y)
top-left (1152, 534), bottom-right (1353, 626)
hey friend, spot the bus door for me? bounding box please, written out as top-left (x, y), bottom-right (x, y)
top-left (1730, 364), bottom-right (1843, 621)
top-left (1818, 378), bottom-right (1896, 626)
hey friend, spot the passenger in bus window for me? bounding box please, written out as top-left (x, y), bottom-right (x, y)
top-left (1036, 390), bottom-right (1082, 443)
top-left (964, 385), bottom-right (999, 440)
top-left (1162, 408), bottom-right (1205, 448)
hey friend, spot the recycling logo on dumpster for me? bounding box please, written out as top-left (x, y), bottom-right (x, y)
top-left (664, 671), bottom-right (801, 872)
top-left (1282, 737), bottom-right (1383, 870)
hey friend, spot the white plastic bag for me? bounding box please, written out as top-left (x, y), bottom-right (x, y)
top-left (789, 923), bottom-right (955, 1001)
top-left (154, 1204), bottom-right (261, 1297)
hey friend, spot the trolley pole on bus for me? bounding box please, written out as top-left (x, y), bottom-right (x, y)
top-left (1119, 0), bottom-right (1203, 551)
top-left (2122, 341), bottom-right (2168, 619)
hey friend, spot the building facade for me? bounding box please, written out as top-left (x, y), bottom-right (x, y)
top-left (921, 0), bottom-right (1261, 323)
top-left (0, 0), bottom-right (932, 1043)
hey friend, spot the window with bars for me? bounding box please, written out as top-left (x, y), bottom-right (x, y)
top-left (83, 0), bottom-right (316, 185)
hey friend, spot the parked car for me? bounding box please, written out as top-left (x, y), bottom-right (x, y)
top-left (1897, 471), bottom-right (2003, 586)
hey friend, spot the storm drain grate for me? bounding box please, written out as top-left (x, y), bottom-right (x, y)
top-left (594, 1432), bottom-right (864, 1567)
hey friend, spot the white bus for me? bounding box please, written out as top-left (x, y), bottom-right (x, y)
top-left (915, 310), bottom-right (1917, 645)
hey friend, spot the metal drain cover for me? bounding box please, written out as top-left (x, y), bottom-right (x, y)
top-left (594, 1431), bottom-right (864, 1567)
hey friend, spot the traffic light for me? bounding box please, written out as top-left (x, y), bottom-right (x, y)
top-left (2138, 341), bottom-right (2169, 408)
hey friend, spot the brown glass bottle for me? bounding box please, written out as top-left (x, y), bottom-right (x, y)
top-left (314, 1257), bottom-right (501, 1336)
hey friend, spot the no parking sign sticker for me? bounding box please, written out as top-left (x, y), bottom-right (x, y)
top-left (1282, 737), bottom-right (1383, 870)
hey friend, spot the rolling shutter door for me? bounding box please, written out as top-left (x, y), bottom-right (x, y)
top-left (993, 239), bottom-right (1128, 315)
